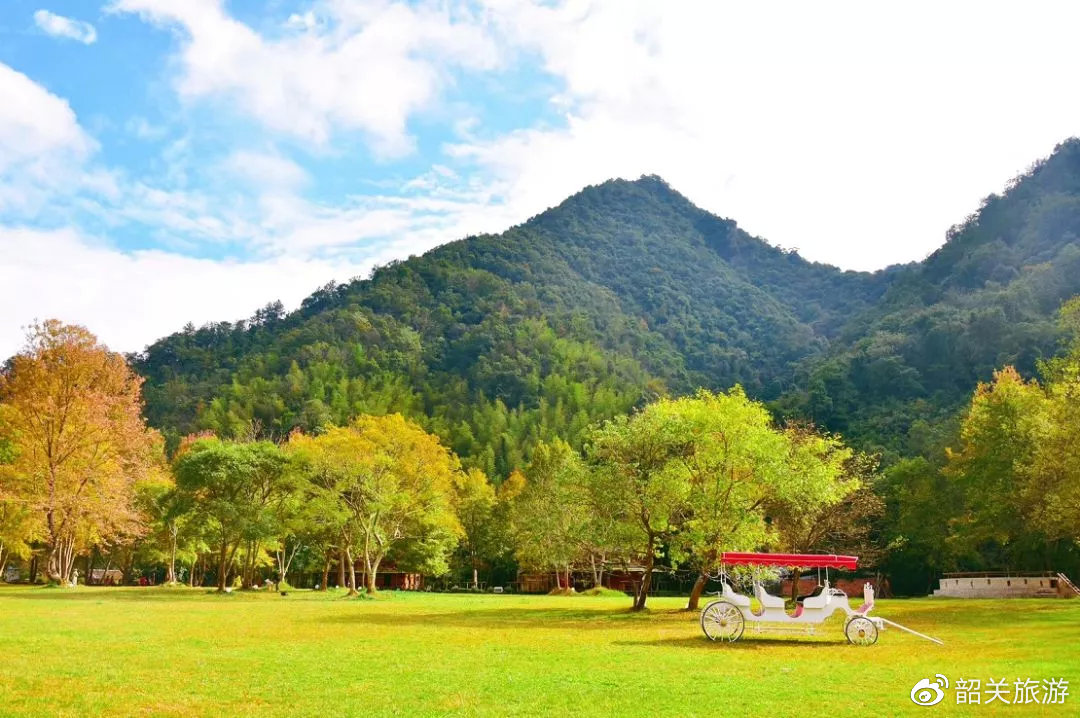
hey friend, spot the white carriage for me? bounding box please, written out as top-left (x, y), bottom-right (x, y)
top-left (700, 552), bottom-right (942, 646)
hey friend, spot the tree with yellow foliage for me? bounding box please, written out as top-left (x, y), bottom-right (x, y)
top-left (0, 321), bottom-right (162, 585)
top-left (289, 414), bottom-right (461, 594)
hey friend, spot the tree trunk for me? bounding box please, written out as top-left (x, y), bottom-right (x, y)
top-left (590, 554), bottom-right (605, 588)
top-left (166, 526), bottom-right (178, 584)
top-left (337, 547), bottom-right (346, 588)
top-left (0, 544), bottom-right (7, 581)
top-left (472, 565), bottom-right (479, 590)
top-left (320, 556), bottom-right (330, 591)
top-left (241, 541), bottom-right (253, 589)
top-left (790, 568), bottom-right (803, 603)
top-left (633, 547), bottom-right (655, 611)
top-left (217, 541), bottom-right (230, 592)
top-left (121, 551), bottom-right (135, 586)
top-left (364, 554), bottom-right (382, 595)
top-left (91, 550), bottom-right (103, 585)
top-left (346, 546), bottom-right (358, 596)
top-left (46, 537), bottom-right (77, 585)
top-left (686, 572), bottom-right (708, 611)
top-left (29, 554), bottom-right (38, 584)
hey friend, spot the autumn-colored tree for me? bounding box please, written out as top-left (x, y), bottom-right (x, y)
top-left (289, 414), bottom-right (461, 595)
top-left (0, 321), bottom-right (162, 585)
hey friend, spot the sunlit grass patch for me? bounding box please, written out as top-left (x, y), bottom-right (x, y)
top-left (0, 585), bottom-right (1076, 716)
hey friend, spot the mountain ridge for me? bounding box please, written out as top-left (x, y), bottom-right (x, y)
top-left (134, 138), bottom-right (1080, 469)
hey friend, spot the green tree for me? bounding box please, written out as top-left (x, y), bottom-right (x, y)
top-left (1028, 319), bottom-right (1080, 546)
top-left (670, 389), bottom-right (793, 609)
top-left (172, 439), bottom-right (292, 592)
top-left (587, 406), bottom-right (694, 610)
top-left (512, 439), bottom-right (591, 592)
top-left (944, 367), bottom-right (1049, 567)
top-left (453, 468), bottom-right (498, 589)
top-left (768, 450), bottom-right (882, 601)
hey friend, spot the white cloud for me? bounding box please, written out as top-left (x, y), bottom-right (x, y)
top-left (285, 11), bottom-right (318, 31)
top-left (0, 226), bottom-right (375, 357)
top-left (33, 9), bottom-right (98, 44)
top-left (457, 0), bottom-right (1080, 270)
top-left (107, 0), bottom-right (1080, 270)
top-left (8, 0), bottom-right (1080, 363)
top-left (0, 63), bottom-right (93, 170)
top-left (125, 116), bottom-right (168, 141)
top-left (221, 150), bottom-right (309, 192)
top-left (109, 0), bottom-right (500, 154)
top-left (0, 62), bottom-right (97, 215)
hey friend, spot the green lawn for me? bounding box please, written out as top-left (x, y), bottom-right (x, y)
top-left (0, 585), bottom-right (1076, 716)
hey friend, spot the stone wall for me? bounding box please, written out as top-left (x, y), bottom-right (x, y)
top-left (932, 575), bottom-right (1075, 598)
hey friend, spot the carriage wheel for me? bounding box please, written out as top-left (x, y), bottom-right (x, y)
top-left (845, 616), bottom-right (878, 646)
top-left (701, 600), bottom-right (744, 642)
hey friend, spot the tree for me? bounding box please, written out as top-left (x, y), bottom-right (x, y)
top-left (0, 321), bottom-right (161, 584)
top-left (0, 496), bottom-right (36, 579)
top-left (172, 438), bottom-right (292, 592)
top-left (1028, 322), bottom-right (1080, 546)
top-left (453, 468), bottom-right (497, 589)
top-left (768, 450), bottom-right (883, 601)
top-left (1032, 365), bottom-right (1080, 545)
top-left (0, 429), bottom-right (36, 577)
top-left (289, 415), bottom-right (461, 595)
top-left (669, 389), bottom-right (792, 610)
top-left (286, 430), bottom-right (355, 591)
top-left (879, 457), bottom-right (956, 595)
top-left (511, 439), bottom-right (590, 592)
top-left (944, 367), bottom-right (1049, 567)
top-left (587, 405), bottom-right (694, 610)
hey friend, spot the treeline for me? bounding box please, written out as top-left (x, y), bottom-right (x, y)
top-left (3, 312), bottom-right (1080, 598)
top-left (2, 322), bottom-right (878, 609)
top-left (876, 298), bottom-right (1080, 592)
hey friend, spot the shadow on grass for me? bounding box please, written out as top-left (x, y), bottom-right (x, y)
top-left (614, 636), bottom-right (843, 650)
top-left (0, 586), bottom-right (270, 602)
top-left (317, 604), bottom-right (686, 631)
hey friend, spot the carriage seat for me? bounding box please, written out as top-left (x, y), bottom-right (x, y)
top-left (721, 582), bottom-right (751, 607)
top-left (753, 582), bottom-right (785, 609)
top-left (801, 590), bottom-right (831, 609)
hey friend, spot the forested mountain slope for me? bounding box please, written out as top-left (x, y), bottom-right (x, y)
top-left (134, 139), bottom-right (1080, 471)
top-left (782, 138), bottom-right (1080, 457)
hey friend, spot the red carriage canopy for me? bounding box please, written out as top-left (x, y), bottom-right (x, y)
top-left (721, 552), bottom-right (858, 570)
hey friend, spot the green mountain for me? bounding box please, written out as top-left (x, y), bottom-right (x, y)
top-left (135, 139), bottom-right (1080, 472)
top-left (783, 139), bottom-right (1080, 457)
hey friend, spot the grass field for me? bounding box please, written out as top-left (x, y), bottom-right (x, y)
top-left (0, 585), bottom-right (1076, 716)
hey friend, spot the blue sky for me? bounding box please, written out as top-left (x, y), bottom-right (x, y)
top-left (2, 0), bottom-right (1080, 357)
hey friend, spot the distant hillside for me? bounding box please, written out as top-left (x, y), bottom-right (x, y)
top-left (135, 139), bottom-right (1080, 471)
top-left (782, 139), bottom-right (1080, 457)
